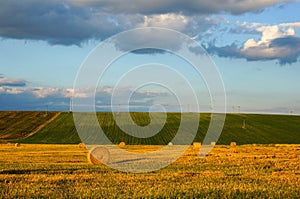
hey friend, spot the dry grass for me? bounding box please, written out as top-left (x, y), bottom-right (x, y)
top-left (0, 144), bottom-right (299, 198)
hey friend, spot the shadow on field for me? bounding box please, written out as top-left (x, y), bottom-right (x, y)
top-left (111, 158), bottom-right (146, 164)
top-left (0, 168), bottom-right (81, 175)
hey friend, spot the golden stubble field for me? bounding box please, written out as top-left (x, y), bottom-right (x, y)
top-left (0, 144), bottom-right (299, 198)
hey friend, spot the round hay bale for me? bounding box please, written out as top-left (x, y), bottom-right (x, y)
top-left (88, 147), bottom-right (110, 164)
top-left (119, 142), bottom-right (126, 148)
top-left (193, 142), bottom-right (201, 149)
top-left (78, 142), bottom-right (86, 148)
top-left (168, 142), bottom-right (173, 146)
top-left (211, 142), bottom-right (216, 146)
top-left (230, 142), bottom-right (237, 147)
top-left (15, 143), bottom-right (21, 147)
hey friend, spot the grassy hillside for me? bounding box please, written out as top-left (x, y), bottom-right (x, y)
top-left (11, 112), bottom-right (300, 145)
top-left (18, 112), bottom-right (81, 144)
top-left (221, 114), bottom-right (300, 144)
top-left (0, 111), bottom-right (57, 142)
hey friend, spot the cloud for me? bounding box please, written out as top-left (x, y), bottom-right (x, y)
top-left (0, 0), bottom-right (123, 45)
top-left (0, 76), bottom-right (27, 87)
top-left (0, 77), bottom-right (69, 110)
top-left (69, 0), bottom-right (291, 15)
top-left (206, 43), bottom-right (242, 59)
top-left (139, 14), bottom-right (189, 30)
top-left (269, 36), bottom-right (300, 64)
top-left (0, 0), bottom-right (292, 45)
top-left (114, 27), bottom-right (185, 53)
top-left (0, 76), bottom-right (171, 110)
top-left (279, 22), bottom-right (300, 28)
top-left (206, 23), bottom-right (300, 65)
top-left (0, 1), bottom-right (298, 61)
top-left (31, 87), bottom-right (62, 98)
top-left (0, 76), bottom-right (66, 98)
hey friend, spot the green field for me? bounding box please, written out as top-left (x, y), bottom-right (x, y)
top-left (0, 111), bottom-right (58, 142)
top-left (0, 144), bottom-right (299, 198)
top-left (0, 112), bottom-right (300, 144)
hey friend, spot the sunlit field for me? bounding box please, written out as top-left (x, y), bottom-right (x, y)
top-left (0, 144), bottom-right (299, 198)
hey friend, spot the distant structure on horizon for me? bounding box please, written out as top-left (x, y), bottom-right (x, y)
top-left (69, 96), bottom-right (72, 113)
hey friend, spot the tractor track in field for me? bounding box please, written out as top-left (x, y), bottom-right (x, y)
top-left (20, 112), bottom-right (61, 140)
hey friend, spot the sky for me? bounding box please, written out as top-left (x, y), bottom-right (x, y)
top-left (0, 0), bottom-right (300, 114)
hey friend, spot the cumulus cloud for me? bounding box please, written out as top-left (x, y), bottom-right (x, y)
top-left (240, 24), bottom-right (300, 64)
top-left (0, 0), bottom-right (291, 45)
top-left (207, 22), bottom-right (300, 65)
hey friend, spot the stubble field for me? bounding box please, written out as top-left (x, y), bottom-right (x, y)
top-left (0, 144), bottom-right (299, 198)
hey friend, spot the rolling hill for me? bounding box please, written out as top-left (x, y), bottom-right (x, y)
top-left (0, 111), bottom-right (58, 142)
top-left (1, 111), bottom-right (299, 145)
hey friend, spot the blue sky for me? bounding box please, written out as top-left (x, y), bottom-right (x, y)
top-left (0, 0), bottom-right (300, 114)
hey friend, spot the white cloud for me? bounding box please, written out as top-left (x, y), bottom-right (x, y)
top-left (257, 25), bottom-right (294, 42)
top-left (207, 21), bottom-right (300, 65)
top-left (280, 22), bottom-right (300, 28)
top-left (241, 24), bottom-right (299, 62)
top-left (6, 88), bottom-right (25, 95)
top-left (32, 87), bottom-right (60, 98)
top-left (139, 14), bottom-right (189, 31)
